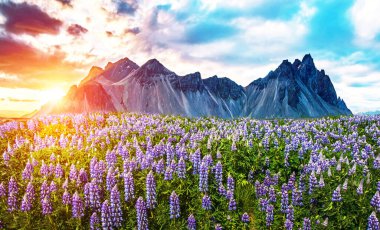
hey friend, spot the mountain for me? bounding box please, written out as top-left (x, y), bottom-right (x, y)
top-left (38, 54), bottom-right (352, 118)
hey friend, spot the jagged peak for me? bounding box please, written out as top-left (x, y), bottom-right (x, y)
top-left (80, 66), bottom-right (104, 85)
top-left (301, 53), bottom-right (315, 67)
top-left (139, 58), bottom-right (173, 75)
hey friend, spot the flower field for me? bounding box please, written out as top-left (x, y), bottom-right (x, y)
top-left (0, 113), bottom-right (380, 229)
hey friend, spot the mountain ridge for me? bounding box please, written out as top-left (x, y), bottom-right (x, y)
top-left (38, 54), bottom-right (352, 118)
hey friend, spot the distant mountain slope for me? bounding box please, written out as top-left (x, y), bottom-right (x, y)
top-left (38, 54), bottom-right (352, 118)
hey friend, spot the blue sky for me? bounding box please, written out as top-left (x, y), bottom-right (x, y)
top-left (0, 0), bottom-right (379, 115)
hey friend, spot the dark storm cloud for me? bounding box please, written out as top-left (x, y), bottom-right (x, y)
top-left (67, 24), bottom-right (88, 36)
top-left (0, 1), bottom-right (62, 36)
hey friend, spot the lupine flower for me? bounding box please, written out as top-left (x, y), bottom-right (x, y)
top-left (218, 184), bottom-right (227, 197)
top-left (214, 161), bottom-right (223, 185)
top-left (227, 175), bottom-right (235, 193)
top-left (308, 171), bottom-right (318, 194)
top-left (55, 163), bottom-right (64, 178)
top-left (371, 191), bottom-right (380, 212)
top-left (77, 168), bottom-right (88, 186)
top-left (101, 200), bottom-right (112, 230)
top-left (285, 219), bottom-right (293, 230)
top-left (357, 179), bottom-right (364, 195)
top-left (62, 178), bottom-right (69, 190)
top-left (164, 167), bottom-right (173, 181)
top-left (124, 172), bottom-right (135, 202)
top-left (146, 171), bottom-right (157, 209)
top-left (343, 178), bottom-right (348, 191)
top-left (202, 194), bottom-right (211, 210)
top-left (228, 198), bottom-right (236, 211)
top-left (212, 223), bottom-right (222, 230)
top-left (72, 191), bottom-right (84, 218)
top-left (106, 167), bottom-right (117, 191)
top-left (241, 212), bottom-right (249, 223)
top-left (368, 211), bottom-right (379, 230)
top-left (0, 182), bottom-right (6, 198)
top-left (69, 164), bottom-right (77, 181)
top-left (177, 157), bottom-right (186, 178)
top-left (84, 183), bottom-right (91, 207)
top-left (22, 160), bottom-right (33, 180)
top-left (90, 212), bottom-right (100, 230)
top-left (303, 218), bottom-right (311, 230)
top-left (40, 180), bottom-right (50, 201)
top-left (62, 189), bottom-right (71, 205)
top-left (269, 186), bottom-right (276, 203)
top-left (8, 192), bottom-right (17, 212)
top-left (136, 197), bottom-right (148, 230)
top-left (265, 204), bottom-right (274, 226)
top-left (191, 149), bottom-right (201, 174)
top-left (50, 181), bottom-right (57, 193)
top-left (21, 193), bottom-right (32, 212)
top-left (286, 205), bottom-right (294, 221)
top-left (110, 185), bottom-right (123, 227)
top-left (41, 196), bottom-right (52, 215)
top-left (155, 159), bottom-right (165, 174)
top-left (89, 180), bottom-right (102, 210)
top-left (281, 184), bottom-right (289, 213)
top-left (187, 214), bottom-right (196, 230)
top-left (40, 161), bottom-right (49, 177)
top-left (319, 174), bottom-right (325, 188)
top-left (332, 185), bottom-right (342, 202)
top-left (169, 191), bottom-right (180, 219)
top-left (199, 162), bottom-right (209, 192)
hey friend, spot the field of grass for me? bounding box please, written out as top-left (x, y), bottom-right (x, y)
top-left (0, 113), bottom-right (379, 229)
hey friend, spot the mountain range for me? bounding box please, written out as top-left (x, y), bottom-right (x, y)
top-left (39, 54), bottom-right (352, 118)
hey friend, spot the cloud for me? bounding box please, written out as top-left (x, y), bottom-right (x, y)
top-left (0, 1), bottom-right (62, 36)
top-left (350, 0), bottom-right (380, 47)
top-left (0, 97), bottom-right (38, 102)
top-left (67, 24), bottom-right (88, 36)
top-left (0, 36), bottom-right (81, 89)
top-left (184, 21), bottom-right (238, 44)
top-left (113, 0), bottom-right (138, 15)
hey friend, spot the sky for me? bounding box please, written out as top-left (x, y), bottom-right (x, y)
top-left (0, 0), bottom-right (379, 116)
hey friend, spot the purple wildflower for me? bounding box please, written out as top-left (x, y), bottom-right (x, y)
top-left (265, 204), bottom-right (274, 227)
top-left (303, 218), bottom-right (311, 230)
top-left (202, 194), bottom-right (211, 210)
top-left (146, 171), bottom-right (157, 209)
top-left (72, 191), bottom-right (84, 218)
top-left (228, 198), bottom-right (236, 211)
top-left (90, 212), bottom-right (100, 230)
top-left (136, 197), bottom-right (148, 230)
top-left (124, 172), bottom-right (135, 202)
top-left (332, 185), bottom-right (342, 202)
top-left (368, 211), bottom-right (380, 230)
top-left (199, 162), bottom-right (209, 192)
top-left (110, 185), bottom-right (123, 227)
top-left (241, 212), bottom-right (250, 223)
top-left (188, 214), bottom-right (196, 230)
top-left (101, 200), bottom-right (112, 230)
top-left (214, 161), bottom-right (223, 185)
top-left (170, 191), bottom-right (180, 219)
top-left (62, 189), bottom-right (71, 205)
top-left (41, 196), bottom-right (52, 215)
top-left (177, 157), bottom-right (186, 178)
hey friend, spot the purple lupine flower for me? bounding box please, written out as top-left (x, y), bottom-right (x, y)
top-left (90, 157), bottom-right (98, 179)
top-left (136, 197), bottom-right (148, 230)
top-left (90, 212), bottom-right (100, 230)
top-left (72, 191), bottom-right (84, 218)
top-left (7, 192), bottom-right (17, 212)
top-left (285, 219), bottom-right (293, 230)
top-left (124, 172), bottom-right (135, 202)
top-left (62, 189), bottom-right (71, 205)
top-left (308, 171), bottom-right (318, 195)
top-left (368, 211), bottom-right (379, 230)
top-left (146, 171), bottom-right (157, 209)
top-left (77, 168), bottom-right (88, 186)
top-left (187, 214), bottom-right (196, 230)
top-left (218, 184), bottom-right (227, 197)
top-left (69, 164), bottom-right (77, 181)
top-left (40, 180), bottom-right (50, 201)
top-left (332, 185), bottom-right (342, 202)
top-left (41, 196), bottom-right (52, 215)
top-left (241, 212), bottom-right (250, 223)
top-left (49, 181), bottom-right (57, 193)
top-left (177, 157), bottom-right (186, 179)
top-left (106, 167), bottom-right (117, 191)
top-left (342, 178), bottom-right (348, 191)
top-left (101, 200), bottom-right (112, 230)
top-left (371, 191), bottom-right (380, 212)
top-left (227, 175), bottom-right (235, 193)
top-left (89, 180), bottom-right (102, 210)
top-left (0, 182), bottom-right (6, 198)
top-left (110, 185), bottom-right (123, 227)
top-left (40, 161), bottom-right (49, 177)
top-left (199, 162), bottom-right (209, 192)
top-left (259, 198), bottom-right (269, 212)
top-left (62, 178), bottom-right (69, 190)
top-left (269, 186), bottom-right (276, 203)
top-left (8, 177), bottom-right (18, 194)
top-left (214, 161), bottom-right (223, 185)
top-left (357, 179), bottom-right (364, 195)
top-left (21, 193), bottom-right (32, 212)
top-left (84, 183), bottom-right (91, 207)
top-left (281, 184), bottom-right (289, 213)
top-left (22, 160), bottom-right (33, 180)
top-left (226, 189), bottom-right (234, 200)
top-left (202, 194), bottom-right (211, 210)
top-left (170, 191), bottom-right (180, 219)
top-left (228, 198), bottom-right (236, 211)
top-left (265, 204), bottom-right (274, 227)
top-left (286, 205), bottom-right (294, 221)
top-left (164, 167), bottom-right (173, 181)
top-left (55, 163), bottom-right (64, 178)
top-left (303, 218), bottom-right (311, 230)
top-left (155, 159), bottom-right (165, 174)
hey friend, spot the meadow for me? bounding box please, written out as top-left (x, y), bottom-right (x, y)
top-left (0, 113), bottom-right (379, 229)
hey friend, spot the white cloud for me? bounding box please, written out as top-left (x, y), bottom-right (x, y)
top-left (350, 0), bottom-right (380, 47)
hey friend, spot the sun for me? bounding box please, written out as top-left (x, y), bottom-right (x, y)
top-left (39, 88), bottom-right (66, 105)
